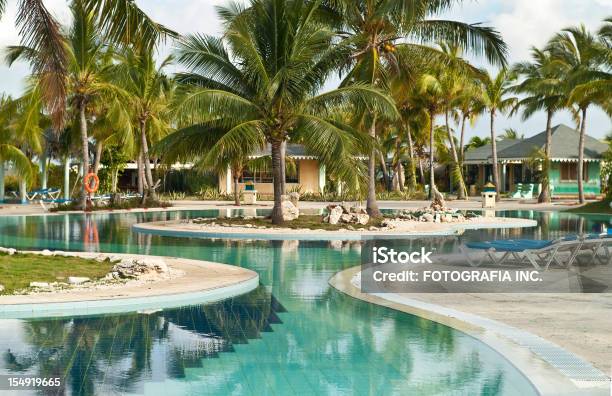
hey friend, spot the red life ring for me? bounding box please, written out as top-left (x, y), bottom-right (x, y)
top-left (84, 173), bottom-right (100, 194)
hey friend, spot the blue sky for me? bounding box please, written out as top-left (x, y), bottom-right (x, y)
top-left (0, 0), bottom-right (610, 141)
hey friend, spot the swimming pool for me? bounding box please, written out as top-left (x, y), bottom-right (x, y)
top-left (0, 210), bottom-right (608, 395)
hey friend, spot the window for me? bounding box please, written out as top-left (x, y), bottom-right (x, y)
top-left (240, 163), bottom-right (299, 183)
top-left (559, 162), bottom-right (588, 181)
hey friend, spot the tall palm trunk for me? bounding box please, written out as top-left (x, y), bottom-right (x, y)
top-left (140, 119), bottom-right (157, 201)
top-left (78, 102), bottom-right (89, 210)
top-left (0, 160), bottom-right (4, 202)
top-left (445, 111), bottom-right (467, 199)
top-left (366, 118), bottom-right (381, 217)
top-left (271, 139), bottom-right (284, 224)
top-left (137, 150), bottom-right (144, 196)
top-left (93, 141), bottom-right (103, 175)
top-left (459, 115), bottom-right (467, 162)
top-left (428, 110), bottom-right (435, 200)
top-left (395, 136), bottom-right (404, 191)
top-left (280, 140), bottom-right (287, 195)
top-left (379, 151), bottom-right (390, 191)
top-left (405, 124), bottom-right (417, 192)
top-left (40, 152), bottom-right (48, 189)
top-left (490, 110), bottom-right (501, 201)
top-left (577, 107), bottom-right (587, 204)
top-left (63, 156), bottom-right (70, 201)
top-left (232, 165), bottom-right (241, 206)
top-left (538, 110), bottom-right (553, 203)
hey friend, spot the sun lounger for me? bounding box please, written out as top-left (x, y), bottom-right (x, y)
top-left (461, 231), bottom-right (612, 270)
top-left (12, 188), bottom-right (62, 201)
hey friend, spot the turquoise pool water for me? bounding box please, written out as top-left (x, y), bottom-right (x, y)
top-left (0, 210), bottom-right (609, 395)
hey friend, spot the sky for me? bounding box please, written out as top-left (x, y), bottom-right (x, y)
top-left (0, 0), bottom-right (610, 141)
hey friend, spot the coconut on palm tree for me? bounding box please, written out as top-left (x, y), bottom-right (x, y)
top-left (170, 0), bottom-right (397, 225)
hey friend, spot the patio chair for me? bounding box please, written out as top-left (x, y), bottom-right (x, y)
top-left (571, 230), bottom-right (612, 265)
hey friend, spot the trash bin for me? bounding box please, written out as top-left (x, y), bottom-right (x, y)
top-left (243, 190), bottom-right (257, 205)
top-left (481, 182), bottom-right (496, 208)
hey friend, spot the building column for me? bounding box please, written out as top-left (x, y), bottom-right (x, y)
top-left (318, 164), bottom-right (326, 194)
top-left (40, 154), bottom-right (48, 190)
top-left (63, 158), bottom-right (70, 200)
top-left (0, 162), bottom-right (4, 203)
top-left (501, 163), bottom-right (507, 193)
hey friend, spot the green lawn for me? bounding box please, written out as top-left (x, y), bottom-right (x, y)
top-left (201, 214), bottom-right (385, 230)
top-left (0, 253), bottom-right (114, 295)
top-left (565, 199), bottom-right (612, 214)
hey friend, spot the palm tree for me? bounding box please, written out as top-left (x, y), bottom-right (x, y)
top-left (6, 1), bottom-right (128, 208)
top-left (454, 79), bottom-right (486, 162)
top-left (481, 69), bottom-right (518, 198)
top-left (465, 135), bottom-right (491, 151)
top-left (0, 95), bottom-right (33, 202)
top-left (114, 48), bottom-right (173, 201)
top-left (0, 0), bottom-right (175, 132)
top-left (171, 0), bottom-right (396, 224)
top-left (500, 128), bottom-right (524, 140)
top-left (512, 46), bottom-right (567, 203)
top-left (328, 0), bottom-right (507, 213)
top-left (547, 24), bottom-right (609, 203)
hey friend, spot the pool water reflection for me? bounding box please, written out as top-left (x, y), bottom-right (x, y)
top-left (0, 210), bottom-right (608, 395)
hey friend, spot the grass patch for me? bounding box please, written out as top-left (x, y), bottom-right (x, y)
top-left (0, 253), bottom-right (114, 295)
top-left (564, 199), bottom-right (612, 214)
top-left (201, 214), bottom-right (385, 230)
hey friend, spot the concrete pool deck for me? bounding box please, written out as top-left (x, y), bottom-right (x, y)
top-left (0, 251), bottom-right (259, 319)
top-left (330, 265), bottom-right (611, 396)
top-left (132, 216), bottom-right (538, 240)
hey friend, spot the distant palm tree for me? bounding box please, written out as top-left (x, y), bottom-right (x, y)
top-left (329, 0), bottom-right (507, 214)
top-left (500, 128), bottom-right (524, 140)
top-left (0, 95), bottom-right (34, 201)
top-left (512, 46), bottom-right (567, 203)
top-left (465, 136), bottom-right (492, 151)
top-left (547, 24), bottom-right (609, 203)
top-left (114, 47), bottom-right (174, 201)
top-left (170, 0), bottom-right (396, 224)
top-left (481, 69), bottom-right (518, 199)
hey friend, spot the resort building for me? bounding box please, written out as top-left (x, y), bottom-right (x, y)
top-left (464, 124), bottom-right (608, 198)
top-left (218, 144), bottom-right (327, 195)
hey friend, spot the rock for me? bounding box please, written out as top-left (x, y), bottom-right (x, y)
top-left (30, 282), bottom-right (50, 288)
top-left (41, 250), bottom-right (53, 256)
top-left (340, 213), bottom-right (354, 223)
top-left (422, 213), bottom-right (434, 222)
top-left (281, 200), bottom-right (300, 221)
top-left (368, 226), bottom-right (380, 231)
top-left (288, 192), bottom-right (300, 208)
top-left (441, 214), bottom-right (453, 223)
top-left (328, 206), bottom-right (344, 225)
top-left (434, 214), bottom-right (441, 223)
top-left (0, 284), bottom-right (4, 292)
top-left (0, 247), bottom-right (17, 255)
top-left (341, 202), bottom-right (352, 214)
top-left (355, 213), bottom-right (370, 225)
top-left (68, 277), bottom-right (90, 285)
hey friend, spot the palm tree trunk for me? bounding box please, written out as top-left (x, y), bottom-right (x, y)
top-left (271, 139), bottom-right (284, 224)
top-left (459, 115), bottom-right (467, 162)
top-left (280, 140), bottom-right (287, 195)
top-left (78, 103), bottom-right (89, 210)
top-left (366, 118), bottom-right (381, 217)
top-left (140, 120), bottom-right (157, 201)
top-left (538, 110), bottom-right (553, 203)
top-left (379, 151), bottom-right (390, 191)
top-left (577, 107), bottom-right (587, 204)
top-left (19, 178), bottom-right (27, 204)
top-left (405, 124), bottom-right (417, 192)
top-left (490, 111), bottom-right (501, 201)
top-left (63, 156), bottom-right (70, 201)
top-left (395, 137), bottom-right (404, 191)
top-left (428, 110), bottom-right (435, 200)
top-left (40, 152), bottom-right (48, 190)
top-left (93, 141), bottom-right (103, 175)
top-left (137, 150), bottom-right (144, 196)
top-left (233, 174), bottom-right (240, 206)
top-left (112, 169), bottom-right (119, 193)
top-left (0, 160), bottom-right (4, 203)
top-left (445, 112), bottom-right (467, 199)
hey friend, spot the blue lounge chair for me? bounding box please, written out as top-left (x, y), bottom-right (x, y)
top-left (461, 231), bottom-right (612, 270)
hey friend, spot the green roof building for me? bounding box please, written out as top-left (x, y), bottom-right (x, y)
top-left (463, 124), bottom-right (609, 198)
